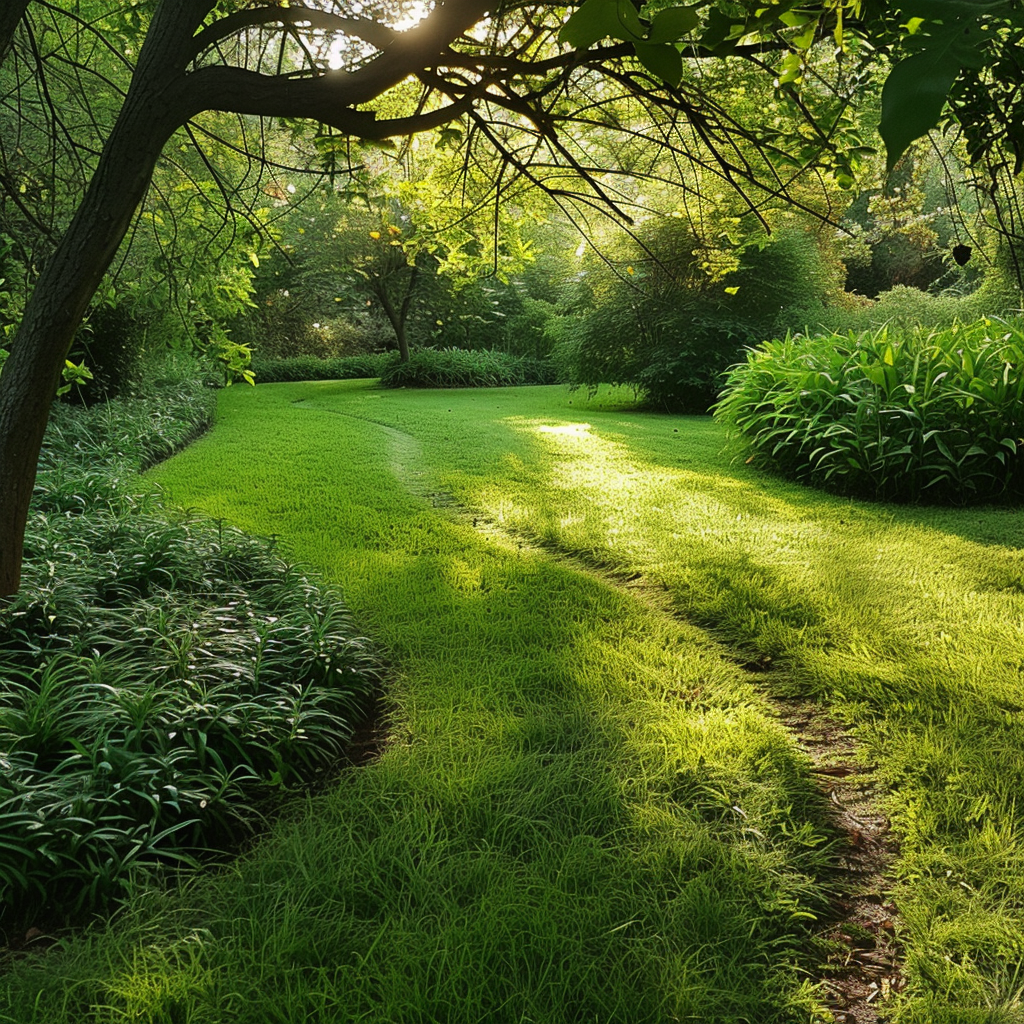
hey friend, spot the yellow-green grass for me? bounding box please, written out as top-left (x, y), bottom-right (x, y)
top-left (2, 379), bottom-right (1022, 1023)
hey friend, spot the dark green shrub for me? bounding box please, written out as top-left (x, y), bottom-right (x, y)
top-left (251, 351), bottom-right (399, 383)
top-left (64, 299), bottom-right (150, 404)
top-left (378, 347), bottom-right (556, 389)
top-left (564, 224), bottom-right (841, 412)
top-left (714, 318), bottom-right (1024, 504)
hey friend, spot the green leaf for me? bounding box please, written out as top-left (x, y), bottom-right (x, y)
top-left (560, 0), bottom-right (644, 48)
top-left (614, 0), bottom-right (645, 39)
top-left (698, 6), bottom-right (741, 52)
top-left (646, 5), bottom-right (699, 43)
top-left (634, 42), bottom-right (683, 85)
top-left (879, 44), bottom-right (962, 169)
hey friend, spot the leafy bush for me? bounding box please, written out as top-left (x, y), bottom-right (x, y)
top-left (814, 284), bottom-right (992, 336)
top-left (0, 370), bottom-right (379, 927)
top-left (714, 318), bottom-right (1024, 504)
top-left (42, 365), bottom-right (217, 473)
top-left (563, 224), bottom-right (842, 412)
top-left (252, 351), bottom-right (400, 383)
top-left (378, 347), bottom-right (556, 389)
top-left (64, 298), bottom-right (150, 403)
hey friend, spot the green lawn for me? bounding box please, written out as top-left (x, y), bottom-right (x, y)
top-left (3, 379), bottom-right (1023, 1023)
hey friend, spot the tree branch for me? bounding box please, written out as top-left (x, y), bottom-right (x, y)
top-left (189, 6), bottom-right (397, 63)
top-left (180, 65), bottom-right (475, 138)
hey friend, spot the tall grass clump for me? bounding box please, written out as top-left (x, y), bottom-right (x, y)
top-left (0, 365), bottom-right (378, 929)
top-left (378, 347), bottom-right (556, 388)
top-left (715, 317), bottom-right (1024, 504)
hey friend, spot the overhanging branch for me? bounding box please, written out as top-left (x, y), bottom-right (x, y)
top-left (190, 6), bottom-right (397, 63)
top-left (181, 65), bottom-right (474, 138)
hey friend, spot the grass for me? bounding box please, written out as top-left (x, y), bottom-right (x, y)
top-left (2, 380), bottom-right (1023, 1021)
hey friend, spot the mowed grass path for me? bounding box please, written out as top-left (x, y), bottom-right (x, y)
top-left (3, 380), bottom-right (1023, 1023)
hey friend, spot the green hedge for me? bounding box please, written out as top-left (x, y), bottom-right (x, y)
top-left (714, 318), bottom-right (1024, 504)
top-left (378, 347), bottom-right (556, 389)
top-left (251, 351), bottom-right (399, 383)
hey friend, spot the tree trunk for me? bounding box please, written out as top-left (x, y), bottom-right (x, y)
top-left (0, 0), bottom-right (32, 64)
top-left (0, 1), bottom-right (210, 596)
top-left (376, 286), bottom-right (412, 363)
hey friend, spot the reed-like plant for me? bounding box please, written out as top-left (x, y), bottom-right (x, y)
top-left (714, 318), bottom-right (1024, 503)
top-left (251, 351), bottom-right (399, 383)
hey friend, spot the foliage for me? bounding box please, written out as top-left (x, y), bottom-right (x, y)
top-left (62, 293), bottom-right (146, 403)
top-left (252, 351), bottom-right (399, 384)
top-left (377, 347), bottom-right (556, 389)
top-left (229, 173), bottom-right (553, 367)
top-left (562, 222), bottom-right (841, 412)
top-left (815, 284), bottom-right (993, 336)
top-left (0, 367), bottom-right (378, 927)
top-left (714, 319), bottom-right (1024, 504)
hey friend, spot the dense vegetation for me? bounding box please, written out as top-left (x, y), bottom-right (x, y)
top-left (0, 364), bottom-right (378, 929)
top-left (378, 348), bottom-right (556, 389)
top-left (716, 318), bottom-right (1024, 503)
top-left (251, 351), bottom-right (399, 384)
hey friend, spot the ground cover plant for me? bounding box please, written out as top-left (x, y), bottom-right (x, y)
top-left (378, 347), bottom-right (556, 389)
top-left (715, 317), bottom-right (1024, 504)
top-left (3, 381), bottom-right (1023, 1022)
top-left (0, 366), bottom-right (377, 931)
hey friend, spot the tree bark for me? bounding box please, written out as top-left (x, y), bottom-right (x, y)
top-left (0, 1), bottom-right (212, 596)
top-left (375, 283), bottom-right (412, 363)
top-left (0, 0), bottom-right (32, 64)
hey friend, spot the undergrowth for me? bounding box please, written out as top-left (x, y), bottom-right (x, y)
top-left (0, 367), bottom-right (377, 931)
top-left (251, 351), bottom-right (398, 384)
top-left (378, 347), bottom-right (556, 388)
top-left (714, 318), bottom-right (1024, 504)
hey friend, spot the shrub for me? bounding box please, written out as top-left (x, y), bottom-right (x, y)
top-left (714, 318), bottom-right (1024, 504)
top-left (251, 351), bottom-right (399, 383)
top-left (42, 362), bottom-right (217, 473)
top-left (0, 368), bottom-right (379, 927)
top-left (60, 299), bottom-right (150, 404)
top-left (813, 284), bottom-right (993, 336)
top-left (563, 224), bottom-right (842, 413)
top-left (378, 347), bottom-right (556, 389)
